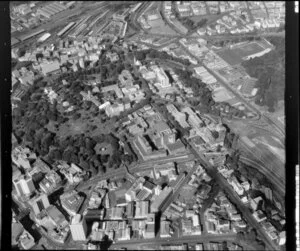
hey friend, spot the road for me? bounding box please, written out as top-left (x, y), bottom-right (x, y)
top-left (179, 43), bottom-right (263, 119)
top-left (75, 166), bottom-right (127, 192)
top-left (131, 153), bottom-right (194, 169)
top-left (159, 162), bottom-right (198, 213)
top-left (159, 2), bottom-right (186, 35)
top-left (177, 40), bottom-right (284, 138)
top-left (237, 133), bottom-right (285, 187)
top-left (202, 64), bottom-right (285, 143)
top-left (129, 2), bottom-right (152, 32)
top-left (148, 100), bottom-right (279, 250)
top-left (110, 233), bottom-right (237, 249)
top-left (188, 146), bottom-right (280, 251)
top-left (239, 154), bottom-right (285, 197)
top-left (203, 31), bottom-right (285, 41)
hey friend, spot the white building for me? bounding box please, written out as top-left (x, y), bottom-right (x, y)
top-left (278, 231), bottom-right (286, 246)
top-left (70, 214), bottom-right (88, 241)
top-left (28, 193), bottom-right (50, 215)
top-left (13, 175), bottom-right (35, 197)
top-left (135, 201), bottom-right (149, 219)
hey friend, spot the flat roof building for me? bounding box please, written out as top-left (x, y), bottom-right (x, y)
top-left (40, 60), bottom-right (60, 76)
top-left (70, 214), bottom-right (88, 241)
top-left (151, 187), bottom-right (173, 212)
top-left (29, 193), bottom-right (50, 216)
top-left (60, 191), bottom-right (85, 217)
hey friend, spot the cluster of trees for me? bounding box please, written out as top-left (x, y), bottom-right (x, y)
top-left (173, 68), bottom-right (216, 113)
top-left (12, 75), bottom-right (136, 178)
top-left (210, 36), bottom-right (259, 48)
top-left (133, 49), bottom-right (191, 66)
top-left (177, 15), bottom-right (208, 31)
top-left (223, 129), bottom-right (238, 149)
top-left (242, 37), bottom-right (285, 112)
top-left (236, 229), bottom-right (265, 250)
top-left (169, 1), bottom-right (208, 31)
top-left (224, 150), bottom-right (240, 169)
top-left (155, 102), bottom-right (190, 137)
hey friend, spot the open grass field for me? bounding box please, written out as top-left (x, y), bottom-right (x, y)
top-left (46, 108), bottom-right (114, 140)
top-left (171, 19), bottom-right (189, 34)
top-left (217, 41), bottom-right (267, 65)
top-left (177, 184), bottom-right (197, 207)
top-left (148, 19), bottom-right (178, 35)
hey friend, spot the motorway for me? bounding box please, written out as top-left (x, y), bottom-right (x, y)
top-left (110, 233), bottom-right (237, 249)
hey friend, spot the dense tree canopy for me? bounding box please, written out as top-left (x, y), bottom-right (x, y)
top-left (242, 37), bottom-right (285, 112)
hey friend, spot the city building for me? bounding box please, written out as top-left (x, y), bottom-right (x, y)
top-left (253, 210), bottom-right (267, 223)
top-left (28, 193), bottom-right (50, 216)
top-left (160, 220), bottom-right (172, 238)
top-left (228, 175), bottom-right (244, 196)
top-left (151, 186), bottom-right (173, 212)
top-left (133, 135), bottom-right (167, 161)
top-left (278, 231), bottom-right (286, 246)
top-left (60, 191), bottom-right (85, 216)
top-left (135, 201), bottom-right (149, 219)
top-left (105, 103), bottom-right (125, 117)
top-left (13, 174), bottom-right (35, 198)
top-left (19, 230), bottom-right (35, 250)
top-left (12, 222), bottom-right (24, 247)
top-left (40, 60), bottom-right (61, 75)
top-left (250, 196), bottom-right (263, 211)
top-left (166, 104), bottom-right (190, 128)
top-left (70, 214), bottom-right (88, 241)
top-left (12, 146), bottom-right (37, 170)
top-left (39, 170), bottom-right (62, 194)
top-left (144, 214), bottom-right (155, 239)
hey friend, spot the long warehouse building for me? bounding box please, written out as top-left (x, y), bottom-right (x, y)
top-left (57, 22), bottom-right (76, 37)
top-left (18, 29), bottom-right (45, 42)
top-left (37, 2), bottom-right (66, 19)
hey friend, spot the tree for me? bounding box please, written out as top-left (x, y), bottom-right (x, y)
top-left (236, 231), bottom-right (245, 242)
top-left (73, 112), bottom-right (81, 120)
top-left (211, 130), bottom-right (219, 139)
top-left (62, 150), bottom-right (72, 163)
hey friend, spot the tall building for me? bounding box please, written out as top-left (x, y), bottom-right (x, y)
top-left (70, 214), bottom-right (88, 241)
top-left (60, 191), bottom-right (85, 216)
top-left (29, 193), bottom-right (50, 215)
top-left (13, 175), bottom-right (35, 197)
top-left (135, 201), bottom-right (149, 219)
top-left (150, 187), bottom-right (173, 212)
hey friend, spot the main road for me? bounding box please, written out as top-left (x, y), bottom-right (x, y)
top-left (207, 67), bottom-right (285, 139)
top-left (188, 145), bottom-right (280, 251)
top-left (110, 233), bottom-right (237, 249)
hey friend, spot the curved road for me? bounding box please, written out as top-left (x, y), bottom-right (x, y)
top-left (239, 155), bottom-right (285, 196)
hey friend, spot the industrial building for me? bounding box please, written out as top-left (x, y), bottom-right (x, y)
top-left (36, 2), bottom-right (67, 19)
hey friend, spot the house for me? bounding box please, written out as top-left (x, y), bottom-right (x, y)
top-left (40, 60), bottom-right (61, 75)
top-left (253, 210), bottom-right (267, 223)
top-left (250, 196), bottom-right (263, 211)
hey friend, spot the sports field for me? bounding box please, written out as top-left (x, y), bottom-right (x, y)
top-left (217, 41), bottom-right (267, 65)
